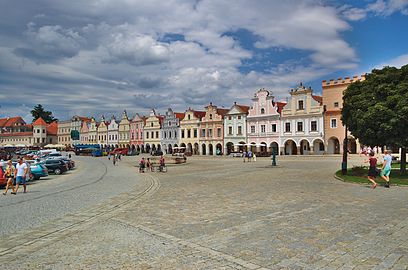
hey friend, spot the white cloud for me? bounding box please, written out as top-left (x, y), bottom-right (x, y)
top-left (376, 53), bottom-right (408, 68)
top-left (368, 0), bottom-right (408, 16)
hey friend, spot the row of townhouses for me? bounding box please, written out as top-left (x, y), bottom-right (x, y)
top-left (1, 76), bottom-right (364, 155)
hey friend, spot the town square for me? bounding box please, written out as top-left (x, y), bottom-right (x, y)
top-left (1, 0), bottom-right (408, 269)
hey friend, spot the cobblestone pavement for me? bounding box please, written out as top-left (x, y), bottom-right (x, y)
top-left (1, 155), bottom-right (408, 269)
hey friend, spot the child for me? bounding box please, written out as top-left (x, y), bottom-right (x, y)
top-left (139, 157), bottom-right (145, 173)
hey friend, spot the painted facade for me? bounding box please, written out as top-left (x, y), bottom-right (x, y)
top-left (224, 102), bottom-right (249, 155)
top-left (161, 108), bottom-right (184, 154)
top-left (107, 116), bottom-right (119, 147)
top-left (80, 121), bottom-right (90, 144)
top-left (88, 118), bottom-right (98, 144)
top-left (130, 114), bottom-right (145, 152)
top-left (57, 120), bottom-right (72, 146)
top-left (322, 76), bottom-right (364, 154)
top-left (97, 116), bottom-right (108, 146)
top-left (199, 103), bottom-right (228, 155)
top-left (280, 84), bottom-right (325, 155)
top-left (179, 108), bottom-right (205, 155)
top-left (118, 111), bottom-right (130, 148)
top-left (247, 88), bottom-right (283, 155)
top-left (70, 116), bottom-right (90, 145)
top-left (143, 109), bottom-right (163, 153)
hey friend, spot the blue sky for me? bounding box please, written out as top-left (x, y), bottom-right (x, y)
top-left (0, 0), bottom-right (407, 122)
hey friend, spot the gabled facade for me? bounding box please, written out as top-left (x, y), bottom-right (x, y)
top-left (280, 83), bottom-right (324, 155)
top-left (130, 114), bottom-right (145, 152)
top-left (107, 115), bottom-right (119, 147)
top-left (179, 108), bottom-right (205, 155)
top-left (118, 111), bottom-right (130, 148)
top-left (57, 120), bottom-right (72, 147)
top-left (71, 116), bottom-right (90, 145)
top-left (143, 109), bottom-right (163, 153)
top-left (199, 103), bottom-right (228, 155)
top-left (224, 102), bottom-right (249, 155)
top-left (88, 118), bottom-right (98, 144)
top-left (97, 116), bottom-right (108, 146)
top-left (161, 108), bottom-right (184, 154)
top-left (247, 88), bottom-right (283, 155)
top-left (80, 121), bottom-right (90, 144)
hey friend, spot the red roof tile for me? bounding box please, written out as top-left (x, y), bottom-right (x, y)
top-left (236, 105), bottom-right (250, 114)
top-left (174, 113), bottom-right (185, 120)
top-left (193, 111), bottom-right (206, 119)
top-left (0, 116), bottom-right (26, 127)
top-left (33, 117), bottom-right (47, 126)
top-left (312, 95), bottom-right (323, 105)
top-left (216, 108), bottom-right (229, 116)
top-left (0, 132), bottom-right (32, 137)
top-left (46, 121), bottom-right (58, 136)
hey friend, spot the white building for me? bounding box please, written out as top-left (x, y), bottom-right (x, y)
top-left (107, 115), bottom-right (119, 147)
top-left (280, 83), bottom-right (325, 155)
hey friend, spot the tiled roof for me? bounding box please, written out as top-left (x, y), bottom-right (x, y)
top-left (46, 121), bottom-right (58, 136)
top-left (193, 111), bottom-right (206, 119)
top-left (0, 116), bottom-right (26, 127)
top-left (174, 113), bottom-right (185, 120)
top-left (236, 104), bottom-right (250, 114)
top-left (312, 95), bottom-right (323, 105)
top-left (33, 117), bottom-right (47, 126)
top-left (0, 132), bottom-right (32, 137)
top-left (216, 108), bottom-right (229, 116)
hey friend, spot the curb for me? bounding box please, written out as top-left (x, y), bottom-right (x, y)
top-left (333, 173), bottom-right (408, 187)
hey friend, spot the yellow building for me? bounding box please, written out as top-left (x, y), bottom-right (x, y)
top-left (143, 109), bottom-right (163, 153)
top-left (118, 111), bottom-right (130, 148)
top-left (97, 116), bottom-right (108, 146)
top-left (88, 117), bottom-right (98, 144)
top-left (179, 108), bottom-right (206, 155)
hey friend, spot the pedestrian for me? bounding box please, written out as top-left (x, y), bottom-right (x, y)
top-left (13, 158), bottom-right (28, 194)
top-left (243, 151), bottom-right (246, 163)
top-left (24, 159), bottom-right (32, 182)
top-left (139, 157), bottom-right (145, 173)
top-left (108, 152), bottom-right (111, 160)
top-left (112, 154), bottom-right (116, 166)
top-left (146, 158), bottom-right (153, 172)
top-left (253, 153), bottom-right (257, 162)
top-left (68, 153), bottom-right (72, 159)
top-left (159, 155), bottom-right (165, 172)
top-left (380, 150), bottom-right (392, 188)
top-left (3, 160), bottom-right (15, 195)
top-left (118, 154), bottom-right (121, 161)
top-left (247, 151), bottom-right (252, 162)
top-left (366, 151), bottom-right (379, 189)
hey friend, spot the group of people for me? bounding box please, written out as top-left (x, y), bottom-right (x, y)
top-left (242, 151), bottom-right (256, 162)
top-left (2, 158), bottom-right (30, 195)
top-left (366, 150), bottom-right (392, 189)
top-left (139, 156), bottom-right (165, 173)
top-left (108, 153), bottom-right (122, 166)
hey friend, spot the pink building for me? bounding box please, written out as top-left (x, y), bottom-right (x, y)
top-left (247, 88), bottom-right (285, 155)
top-left (130, 113), bottom-right (145, 153)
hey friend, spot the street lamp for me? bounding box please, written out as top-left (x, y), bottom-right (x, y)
top-left (342, 126), bottom-right (348, 175)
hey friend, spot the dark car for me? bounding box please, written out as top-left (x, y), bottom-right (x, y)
top-left (151, 150), bottom-right (164, 156)
top-left (44, 159), bottom-right (68, 175)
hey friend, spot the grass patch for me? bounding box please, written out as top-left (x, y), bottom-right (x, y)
top-left (335, 167), bottom-right (408, 185)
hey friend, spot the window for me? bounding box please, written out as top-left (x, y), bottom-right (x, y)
top-left (209, 114), bottom-right (213, 120)
top-left (37, 129), bottom-right (40, 133)
top-left (271, 124), bottom-right (277, 133)
top-left (228, 126), bottom-right (233, 135)
top-left (217, 128), bottom-right (221, 137)
top-left (174, 131), bottom-right (177, 138)
top-left (181, 130), bottom-right (185, 138)
top-left (201, 129), bottom-right (206, 137)
top-left (168, 121), bottom-right (171, 126)
top-left (334, 102), bottom-right (339, 108)
top-left (156, 131), bottom-right (159, 138)
top-left (298, 100), bottom-right (304, 110)
top-left (151, 131), bottom-right (154, 138)
top-left (331, 118), bottom-right (337, 128)
top-left (261, 125), bottom-right (266, 133)
top-left (238, 115), bottom-right (241, 120)
top-left (208, 129), bottom-right (212, 137)
top-left (164, 132), bottom-right (167, 139)
top-left (228, 116), bottom-right (232, 120)
top-left (250, 125), bottom-right (255, 133)
top-left (146, 132), bottom-right (149, 139)
top-left (194, 129), bottom-right (197, 138)
top-left (188, 115), bottom-right (191, 120)
top-left (187, 129), bottom-right (191, 138)
top-left (285, 122), bottom-right (291, 133)
top-left (151, 122), bottom-right (154, 127)
top-left (260, 108), bottom-right (265, 114)
top-left (297, 122), bottom-right (303, 132)
top-left (238, 126), bottom-right (242, 135)
top-left (311, 121), bottom-right (317, 131)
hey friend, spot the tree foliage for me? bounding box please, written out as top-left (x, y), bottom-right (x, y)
top-left (31, 104), bottom-right (58, 124)
top-left (342, 65), bottom-right (408, 173)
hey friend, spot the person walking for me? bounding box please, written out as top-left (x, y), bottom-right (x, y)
top-left (366, 151), bottom-right (379, 189)
top-left (139, 157), bottom-right (145, 173)
top-left (253, 153), bottom-right (257, 162)
top-left (13, 158), bottom-right (28, 194)
top-left (112, 154), bottom-right (116, 166)
top-left (159, 155), bottom-right (165, 172)
top-left (247, 151), bottom-right (252, 162)
top-left (108, 152), bottom-right (111, 160)
top-left (3, 160), bottom-right (15, 195)
top-left (146, 158), bottom-right (153, 172)
top-left (243, 151), bottom-right (246, 163)
top-left (380, 150), bottom-right (392, 188)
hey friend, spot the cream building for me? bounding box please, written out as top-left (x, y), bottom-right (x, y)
top-left (88, 117), bottom-right (98, 144)
top-left (118, 111), bottom-right (130, 148)
top-left (97, 116), bottom-right (108, 147)
top-left (179, 108), bottom-right (205, 155)
top-left (57, 120), bottom-right (72, 147)
top-left (143, 109), bottom-right (163, 153)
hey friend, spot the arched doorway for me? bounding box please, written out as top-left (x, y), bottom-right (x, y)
top-left (226, 142), bottom-right (234, 155)
top-left (348, 136), bottom-right (357, 154)
top-left (194, 143), bottom-right (199, 155)
top-left (168, 144), bottom-right (173, 154)
top-left (313, 139), bottom-right (325, 155)
top-left (260, 142), bottom-right (267, 154)
top-left (201, 144), bottom-right (207, 155)
top-left (328, 137), bottom-right (340, 154)
top-left (151, 144), bottom-right (156, 153)
top-left (239, 141), bottom-right (246, 152)
top-left (250, 143), bottom-right (256, 153)
top-left (145, 144), bottom-right (150, 153)
top-left (187, 143), bottom-right (193, 154)
top-left (270, 142), bottom-right (279, 155)
top-left (300, 139), bottom-right (310, 155)
top-left (209, 144), bottom-right (214, 155)
top-left (139, 145), bottom-right (143, 153)
top-left (284, 140), bottom-right (297, 155)
top-left (157, 144), bottom-right (161, 151)
top-left (216, 143), bottom-right (222, 155)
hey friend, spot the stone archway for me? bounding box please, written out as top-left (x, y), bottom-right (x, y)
top-left (260, 142), bottom-right (267, 153)
top-left (145, 144), bottom-right (150, 153)
top-left (168, 144), bottom-right (173, 154)
top-left (270, 142), bottom-right (279, 155)
top-left (250, 143), bottom-right (256, 153)
top-left (313, 139), bottom-right (325, 155)
top-left (194, 143), bottom-right (199, 155)
top-left (299, 139), bottom-right (310, 155)
top-left (284, 140), bottom-right (297, 155)
top-left (226, 142), bottom-right (234, 155)
top-left (187, 143), bottom-right (193, 154)
top-left (209, 144), bottom-right (214, 155)
top-left (328, 137), bottom-right (340, 154)
top-left (216, 143), bottom-right (222, 155)
top-left (201, 144), bottom-right (207, 155)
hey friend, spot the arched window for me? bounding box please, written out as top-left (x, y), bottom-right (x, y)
top-left (261, 108), bottom-right (265, 114)
top-left (210, 114), bottom-right (213, 119)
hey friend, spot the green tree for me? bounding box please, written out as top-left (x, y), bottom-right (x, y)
top-left (342, 65), bottom-right (408, 174)
top-left (31, 104), bottom-right (58, 124)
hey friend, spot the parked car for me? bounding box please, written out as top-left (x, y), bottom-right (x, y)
top-left (0, 166), bottom-right (7, 186)
top-left (30, 163), bottom-right (49, 180)
top-left (229, 152), bottom-right (244, 157)
top-left (151, 150), bottom-right (164, 156)
top-left (44, 159), bottom-right (68, 175)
